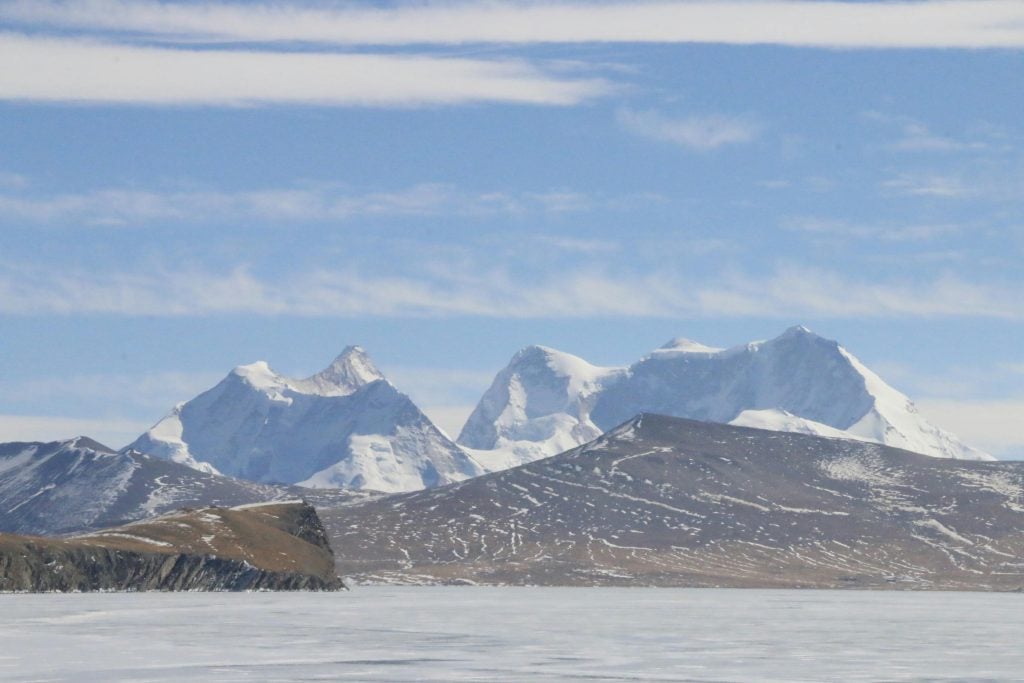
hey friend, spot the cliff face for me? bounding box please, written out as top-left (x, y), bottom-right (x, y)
top-left (0, 543), bottom-right (338, 592)
top-left (0, 502), bottom-right (344, 592)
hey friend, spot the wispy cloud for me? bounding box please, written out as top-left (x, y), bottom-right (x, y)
top-left (870, 360), bottom-right (1024, 400)
top-left (0, 414), bottom-right (150, 449)
top-left (383, 366), bottom-right (495, 436)
top-left (889, 123), bottom-right (988, 153)
top-left (536, 236), bottom-right (621, 254)
top-left (784, 216), bottom-right (962, 242)
top-left (5, 1), bottom-right (1024, 49)
top-left (617, 108), bottom-right (760, 151)
top-left (882, 160), bottom-right (1024, 202)
top-left (693, 267), bottom-right (1023, 320)
top-left (2, 261), bottom-right (1022, 320)
top-left (882, 173), bottom-right (978, 198)
top-left (419, 405), bottom-right (478, 440)
top-left (863, 111), bottom-right (995, 153)
top-left (0, 32), bottom-right (609, 107)
top-left (5, 371), bottom-right (221, 415)
top-left (916, 399), bottom-right (1024, 459)
top-left (0, 182), bottom-right (621, 226)
top-left (0, 170), bottom-right (28, 189)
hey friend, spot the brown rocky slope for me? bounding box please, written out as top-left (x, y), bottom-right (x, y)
top-left (325, 414), bottom-right (1024, 589)
top-left (0, 501), bottom-right (344, 592)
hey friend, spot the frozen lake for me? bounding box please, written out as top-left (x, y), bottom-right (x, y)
top-left (3, 587), bottom-right (1024, 681)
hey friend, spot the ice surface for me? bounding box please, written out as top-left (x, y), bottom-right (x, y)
top-left (3, 588), bottom-right (1024, 682)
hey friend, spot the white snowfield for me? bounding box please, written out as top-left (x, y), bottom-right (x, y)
top-left (458, 326), bottom-right (993, 465)
top-left (127, 347), bottom-right (483, 493)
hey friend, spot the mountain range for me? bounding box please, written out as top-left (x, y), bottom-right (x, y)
top-left (326, 414), bottom-right (1024, 589)
top-left (0, 437), bottom-right (365, 536)
top-left (102, 326), bottom-right (992, 496)
top-left (0, 323), bottom-right (1014, 591)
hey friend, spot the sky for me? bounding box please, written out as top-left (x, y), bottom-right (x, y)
top-left (0, 0), bottom-right (1022, 458)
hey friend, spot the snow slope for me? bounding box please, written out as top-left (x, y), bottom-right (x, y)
top-left (128, 347), bottom-right (483, 492)
top-left (458, 326), bottom-right (992, 465)
top-left (457, 345), bottom-right (624, 468)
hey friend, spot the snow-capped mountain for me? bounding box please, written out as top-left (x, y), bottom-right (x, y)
top-left (0, 437), bottom-right (297, 535)
top-left (458, 326), bottom-right (992, 465)
top-left (127, 346), bottom-right (483, 492)
top-left (458, 345), bottom-right (624, 470)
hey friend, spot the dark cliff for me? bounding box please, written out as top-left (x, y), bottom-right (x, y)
top-left (0, 501), bottom-right (344, 592)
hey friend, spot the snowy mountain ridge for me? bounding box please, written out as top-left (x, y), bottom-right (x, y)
top-left (127, 347), bottom-right (483, 492)
top-left (458, 326), bottom-right (992, 465)
top-left (457, 345), bottom-right (625, 470)
top-left (0, 437), bottom-right (300, 535)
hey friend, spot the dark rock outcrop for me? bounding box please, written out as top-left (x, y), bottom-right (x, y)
top-left (0, 502), bottom-right (344, 592)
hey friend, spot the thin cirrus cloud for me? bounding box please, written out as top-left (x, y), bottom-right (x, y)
top-left (881, 172), bottom-right (978, 198)
top-left (784, 217), bottom-right (963, 243)
top-left (0, 32), bottom-right (610, 107)
top-left (1, 262), bottom-right (1021, 321)
top-left (616, 108), bottom-right (761, 150)
top-left (916, 399), bottom-right (1024, 458)
top-left (0, 414), bottom-right (151, 449)
top-left (0, 182), bottom-right (630, 226)
top-left (4, 0), bottom-right (1024, 49)
top-left (862, 111), bottom-right (997, 153)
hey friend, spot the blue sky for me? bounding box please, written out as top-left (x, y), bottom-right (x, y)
top-left (1, 1), bottom-right (1022, 457)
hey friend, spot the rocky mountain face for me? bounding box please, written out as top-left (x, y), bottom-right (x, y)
top-left (0, 502), bottom-right (344, 592)
top-left (127, 346), bottom-right (483, 492)
top-left (0, 437), bottom-right (317, 535)
top-left (458, 326), bottom-right (991, 466)
top-left (327, 414), bottom-right (1024, 589)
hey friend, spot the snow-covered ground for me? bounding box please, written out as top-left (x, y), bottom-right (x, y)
top-left (3, 588), bottom-right (1024, 681)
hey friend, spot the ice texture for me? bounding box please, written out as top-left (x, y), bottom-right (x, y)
top-left (3, 588), bottom-right (1024, 681)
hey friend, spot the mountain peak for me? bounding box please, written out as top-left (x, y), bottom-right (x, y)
top-left (653, 337), bottom-right (724, 355)
top-left (128, 345), bottom-right (480, 492)
top-left (510, 344), bottom-right (561, 363)
top-left (229, 361), bottom-right (296, 396)
top-left (66, 436), bottom-right (115, 454)
top-left (306, 346), bottom-right (385, 395)
top-left (777, 324), bottom-right (816, 340)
